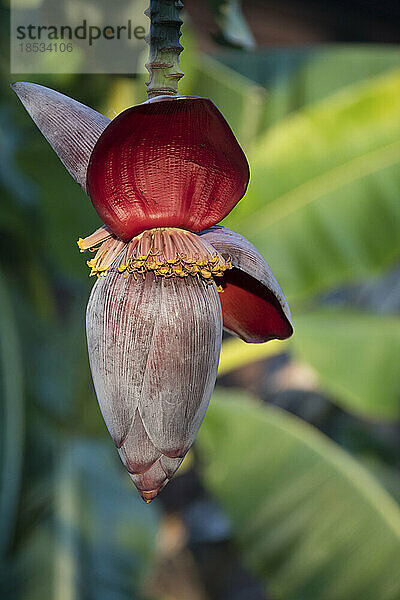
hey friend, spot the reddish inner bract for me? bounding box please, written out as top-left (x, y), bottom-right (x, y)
top-left (220, 270), bottom-right (293, 343)
top-left (87, 97), bottom-right (249, 241)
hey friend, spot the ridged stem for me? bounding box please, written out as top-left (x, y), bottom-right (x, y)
top-left (145, 0), bottom-right (184, 98)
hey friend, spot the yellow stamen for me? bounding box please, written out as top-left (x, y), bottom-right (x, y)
top-left (77, 225), bottom-right (112, 251)
top-left (77, 226), bottom-right (232, 283)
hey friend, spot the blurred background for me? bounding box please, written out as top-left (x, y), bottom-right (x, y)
top-left (1, 1), bottom-right (400, 599)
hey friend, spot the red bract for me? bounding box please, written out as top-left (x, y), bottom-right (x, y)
top-left (87, 97), bottom-right (249, 240)
top-left (199, 226), bottom-right (293, 342)
top-left (13, 82), bottom-right (293, 502)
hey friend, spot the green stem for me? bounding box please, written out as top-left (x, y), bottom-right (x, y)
top-left (145, 0), bottom-right (184, 98)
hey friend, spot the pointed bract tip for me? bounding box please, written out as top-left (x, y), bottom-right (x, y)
top-left (10, 81), bottom-right (37, 97)
top-left (140, 489), bottom-right (161, 503)
top-left (129, 466), bottom-right (170, 503)
top-left (10, 81), bottom-right (28, 99)
top-left (11, 80), bottom-right (110, 192)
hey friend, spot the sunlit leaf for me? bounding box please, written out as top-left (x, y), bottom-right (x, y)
top-left (258, 46), bottom-right (400, 128)
top-left (226, 69), bottom-right (400, 299)
top-left (292, 310), bottom-right (400, 420)
top-left (218, 336), bottom-right (286, 376)
top-left (218, 310), bottom-right (400, 421)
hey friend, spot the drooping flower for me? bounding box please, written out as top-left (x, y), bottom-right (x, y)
top-left (12, 82), bottom-right (293, 502)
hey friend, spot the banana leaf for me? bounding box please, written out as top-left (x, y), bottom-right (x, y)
top-left (198, 390), bottom-right (400, 600)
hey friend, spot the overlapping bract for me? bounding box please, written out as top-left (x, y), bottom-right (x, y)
top-left (87, 266), bottom-right (222, 500)
top-left (12, 82), bottom-right (293, 501)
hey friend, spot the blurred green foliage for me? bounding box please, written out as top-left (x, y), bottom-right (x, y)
top-left (219, 64), bottom-right (400, 422)
top-left (292, 311), bottom-right (400, 420)
top-left (0, 31), bottom-right (399, 600)
top-left (198, 390), bottom-right (400, 600)
top-left (228, 68), bottom-right (400, 298)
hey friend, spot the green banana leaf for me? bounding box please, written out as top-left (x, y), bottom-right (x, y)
top-left (218, 337), bottom-right (285, 377)
top-left (225, 69), bottom-right (400, 300)
top-left (259, 46), bottom-right (400, 128)
top-left (292, 310), bottom-right (400, 420)
top-left (288, 46), bottom-right (400, 111)
top-left (198, 390), bottom-right (400, 600)
top-left (218, 309), bottom-right (400, 421)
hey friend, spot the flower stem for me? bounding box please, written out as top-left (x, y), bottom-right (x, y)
top-left (145, 0), bottom-right (184, 98)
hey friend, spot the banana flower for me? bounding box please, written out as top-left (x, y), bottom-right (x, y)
top-left (12, 82), bottom-right (293, 501)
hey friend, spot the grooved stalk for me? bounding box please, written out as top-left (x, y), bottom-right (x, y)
top-left (145, 0), bottom-right (184, 98)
